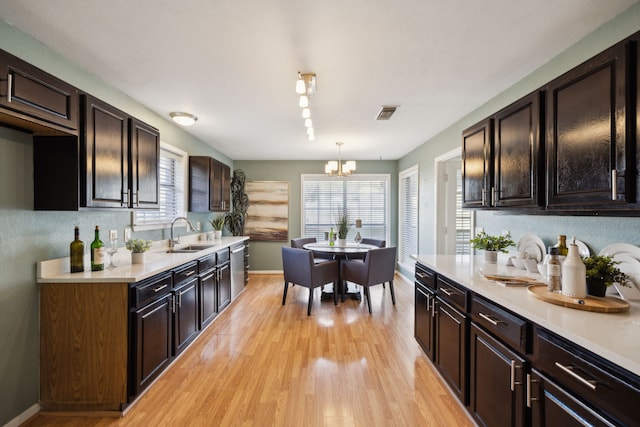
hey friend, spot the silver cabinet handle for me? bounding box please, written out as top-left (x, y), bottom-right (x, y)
top-left (7, 74), bottom-right (12, 103)
top-left (481, 188), bottom-right (486, 206)
top-left (122, 189), bottom-right (129, 206)
top-left (492, 186), bottom-right (496, 204)
top-left (153, 284), bottom-right (167, 293)
top-left (183, 270), bottom-right (196, 277)
top-left (526, 374), bottom-right (539, 408)
top-left (612, 170), bottom-right (617, 201)
top-left (440, 288), bottom-right (454, 296)
top-left (231, 247), bottom-right (244, 254)
top-left (510, 360), bottom-right (522, 391)
top-left (554, 362), bottom-right (597, 391)
top-left (171, 295), bottom-right (175, 313)
top-left (478, 312), bottom-right (502, 326)
top-left (431, 298), bottom-right (437, 318)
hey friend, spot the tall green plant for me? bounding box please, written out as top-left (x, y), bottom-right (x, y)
top-left (334, 209), bottom-right (351, 239)
top-left (224, 169), bottom-right (249, 236)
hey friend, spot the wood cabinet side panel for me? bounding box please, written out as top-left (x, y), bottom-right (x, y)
top-left (40, 282), bottom-right (128, 411)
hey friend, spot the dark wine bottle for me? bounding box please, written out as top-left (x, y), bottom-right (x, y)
top-left (70, 226), bottom-right (84, 273)
top-left (90, 225), bottom-right (105, 271)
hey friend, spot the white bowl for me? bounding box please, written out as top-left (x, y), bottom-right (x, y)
top-left (511, 258), bottom-right (526, 269)
top-left (524, 258), bottom-right (538, 273)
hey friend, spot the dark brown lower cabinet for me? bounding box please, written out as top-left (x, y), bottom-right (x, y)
top-left (435, 298), bottom-right (468, 403)
top-left (132, 293), bottom-right (172, 398)
top-left (199, 267), bottom-right (217, 329)
top-left (529, 369), bottom-right (614, 427)
top-left (217, 261), bottom-right (231, 312)
top-left (414, 282), bottom-right (435, 360)
top-left (469, 323), bottom-right (526, 427)
top-left (173, 277), bottom-right (200, 355)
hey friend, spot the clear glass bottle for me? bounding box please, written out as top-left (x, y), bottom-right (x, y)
top-left (70, 226), bottom-right (84, 273)
top-left (90, 225), bottom-right (105, 271)
top-left (546, 247), bottom-right (561, 293)
top-left (328, 227), bottom-right (335, 247)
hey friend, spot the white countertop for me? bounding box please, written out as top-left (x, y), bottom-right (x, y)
top-left (38, 235), bottom-right (249, 284)
top-left (412, 254), bottom-right (640, 377)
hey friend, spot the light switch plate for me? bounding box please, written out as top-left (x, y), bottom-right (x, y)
top-left (109, 229), bottom-right (118, 240)
top-left (124, 228), bottom-right (132, 242)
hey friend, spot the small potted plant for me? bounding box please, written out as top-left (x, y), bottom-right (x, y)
top-left (125, 238), bottom-right (153, 264)
top-left (334, 210), bottom-right (351, 247)
top-left (581, 254), bottom-right (629, 297)
top-left (209, 215), bottom-right (225, 240)
top-left (469, 231), bottom-right (515, 264)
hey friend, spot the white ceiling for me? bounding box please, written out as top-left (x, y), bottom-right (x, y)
top-left (0, 0), bottom-right (636, 161)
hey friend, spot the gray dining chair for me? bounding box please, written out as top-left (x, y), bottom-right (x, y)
top-left (361, 238), bottom-right (386, 248)
top-left (291, 237), bottom-right (332, 263)
top-left (282, 247), bottom-right (339, 315)
top-left (340, 246), bottom-right (397, 314)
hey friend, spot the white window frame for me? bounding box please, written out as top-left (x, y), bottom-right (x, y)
top-left (300, 174), bottom-right (390, 243)
top-left (398, 165), bottom-right (418, 269)
top-left (132, 142), bottom-right (188, 231)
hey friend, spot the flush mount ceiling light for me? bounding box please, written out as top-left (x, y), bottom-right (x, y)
top-left (170, 112), bottom-right (198, 126)
top-left (325, 142), bottom-right (356, 177)
top-left (296, 72), bottom-right (316, 141)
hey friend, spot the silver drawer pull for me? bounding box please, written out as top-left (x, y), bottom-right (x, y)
top-left (479, 312), bottom-right (502, 326)
top-left (611, 170), bottom-right (617, 201)
top-left (416, 272), bottom-right (427, 279)
top-left (554, 362), bottom-right (597, 391)
top-left (7, 74), bottom-right (12, 103)
top-left (526, 374), bottom-right (539, 408)
top-left (153, 284), bottom-right (167, 293)
top-left (183, 270), bottom-right (196, 276)
top-left (440, 288), bottom-right (454, 296)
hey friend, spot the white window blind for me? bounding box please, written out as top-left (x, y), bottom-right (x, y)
top-left (301, 174), bottom-right (390, 242)
top-left (456, 168), bottom-right (472, 255)
top-left (399, 166), bottom-right (418, 265)
top-left (133, 143), bottom-right (186, 229)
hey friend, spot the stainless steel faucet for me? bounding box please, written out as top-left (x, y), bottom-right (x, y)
top-left (170, 216), bottom-right (196, 248)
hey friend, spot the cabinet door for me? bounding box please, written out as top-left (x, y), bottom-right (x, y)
top-left (129, 118), bottom-right (159, 209)
top-left (173, 278), bottom-right (199, 355)
top-left (435, 299), bottom-right (468, 403)
top-left (188, 156), bottom-right (211, 212)
top-left (529, 369), bottom-right (614, 427)
top-left (132, 295), bottom-right (172, 397)
top-left (469, 324), bottom-right (526, 427)
top-left (217, 262), bottom-right (231, 312)
top-left (0, 49), bottom-right (78, 134)
top-left (83, 95), bottom-right (130, 208)
top-left (414, 284), bottom-right (435, 360)
top-left (211, 159), bottom-right (230, 211)
top-left (200, 269), bottom-right (217, 329)
top-left (462, 118), bottom-right (493, 208)
top-left (546, 41), bottom-right (633, 210)
top-left (494, 92), bottom-right (544, 208)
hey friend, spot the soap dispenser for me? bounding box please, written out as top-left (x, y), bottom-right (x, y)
top-left (561, 238), bottom-right (586, 298)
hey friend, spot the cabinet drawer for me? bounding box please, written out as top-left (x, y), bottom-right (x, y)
top-left (133, 272), bottom-right (172, 309)
top-left (437, 276), bottom-right (468, 313)
top-left (471, 295), bottom-right (528, 354)
top-left (216, 248), bottom-right (230, 265)
top-left (173, 261), bottom-right (198, 287)
top-left (535, 328), bottom-right (640, 427)
top-left (198, 254), bottom-right (216, 273)
top-left (415, 263), bottom-right (436, 290)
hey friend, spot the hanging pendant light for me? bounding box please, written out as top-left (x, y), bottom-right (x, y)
top-left (325, 142), bottom-right (356, 177)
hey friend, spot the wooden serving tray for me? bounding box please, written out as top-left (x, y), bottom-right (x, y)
top-left (527, 285), bottom-right (630, 313)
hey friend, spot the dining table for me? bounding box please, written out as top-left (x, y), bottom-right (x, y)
top-left (303, 241), bottom-right (378, 301)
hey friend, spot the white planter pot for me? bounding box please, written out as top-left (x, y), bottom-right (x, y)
top-left (214, 230), bottom-right (222, 240)
top-left (337, 238), bottom-right (347, 247)
top-left (484, 250), bottom-right (498, 264)
top-left (132, 252), bottom-right (147, 264)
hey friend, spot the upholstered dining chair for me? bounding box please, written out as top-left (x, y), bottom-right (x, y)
top-left (340, 246), bottom-right (397, 314)
top-left (291, 237), bottom-right (332, 264)
top-left (361, 238), bottom-right (386, 248)
top-left (282, 247), bottom-right (339, 315)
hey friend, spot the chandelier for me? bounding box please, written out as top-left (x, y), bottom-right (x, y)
top-left (295, 72), bottom-right (316, 141)
top-left (325, 142), bottom-right (356, 176)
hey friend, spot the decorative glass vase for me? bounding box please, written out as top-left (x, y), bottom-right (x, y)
top-left (354, 230), bottom-right (362, 245)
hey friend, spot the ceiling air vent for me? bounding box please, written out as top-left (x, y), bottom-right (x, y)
top-left (375, 105), bottom-right (398, 121)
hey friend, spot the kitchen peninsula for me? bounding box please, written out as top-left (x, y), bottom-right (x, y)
top-left (413, 254), bottom-right (640, 426)
top-left (37, 236), bottom-right (249, 414)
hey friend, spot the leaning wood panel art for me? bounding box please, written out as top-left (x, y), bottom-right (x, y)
top-left (245, 181), bottom-right (288, 241)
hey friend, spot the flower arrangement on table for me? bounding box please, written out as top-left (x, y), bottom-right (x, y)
top-left (125, 238), bottom-right (153, 253)
top-left (469, 231), bottom-right (515, 253)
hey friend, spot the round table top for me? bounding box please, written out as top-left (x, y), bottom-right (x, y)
top-left (303, 241), bottom-right (377, 254)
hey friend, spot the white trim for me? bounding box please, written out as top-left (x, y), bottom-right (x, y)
top-left (434, 147), bottom-right (461, 254)
top-left (5, 403), bottom-right (40, 427)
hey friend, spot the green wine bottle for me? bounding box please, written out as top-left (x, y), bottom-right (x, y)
top-left (90, 225), bottom-right (105, 271)
top-left (70, 226), bottom-right (84, 273)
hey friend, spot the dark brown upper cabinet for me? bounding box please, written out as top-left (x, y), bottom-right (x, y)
top-left (546, 40), bottom-right (634, 210)
top-left (493, 91), bottom-right (544, 208)
top-left (189, 156), bottom-right (230, 212)
top-left (0, 49), bottom-right (78, 135)
top-left (34, 94), bottom-right (159, 210)
top-left (462, 118), bottom-right (493, 208)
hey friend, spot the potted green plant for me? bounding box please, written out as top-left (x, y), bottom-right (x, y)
top-left (125, 238), bottom-right (153, 264)
top-left (469, 231), bottom-right (515, 263)
top-left (209, 215), bottom-right (225, 240)
top-left (334, 210), bottom-right (351, 247)
top-left (581, 254), bottom-right (629, 297)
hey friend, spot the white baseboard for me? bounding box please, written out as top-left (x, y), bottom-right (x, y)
top-left (5, 403), bottom-right (40, 427)
top-left (249, 270), bottom-right (283, 274)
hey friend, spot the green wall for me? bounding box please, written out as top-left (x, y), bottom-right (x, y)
top-left (0, 21), bottom-right (230, 425)
top-left (398, 3), bottom-right (640, 267)
top-left (235, 160), bottom-right (398, 271)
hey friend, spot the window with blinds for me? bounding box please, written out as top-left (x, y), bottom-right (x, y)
top-left (133, 143), bottom-right (187, 228)
top-left (455, 168), bottom-right (472, 254)
top-left (399, 166), bottom-right (418, 265)
top-left (301, 174), bottom-right (390, 242)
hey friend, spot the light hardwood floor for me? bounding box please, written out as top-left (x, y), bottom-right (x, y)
top-left (25, 273), bottom-right (474, 427)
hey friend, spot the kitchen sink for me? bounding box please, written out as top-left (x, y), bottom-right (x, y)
top-left (166, 244), bottom-right (216, 253)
